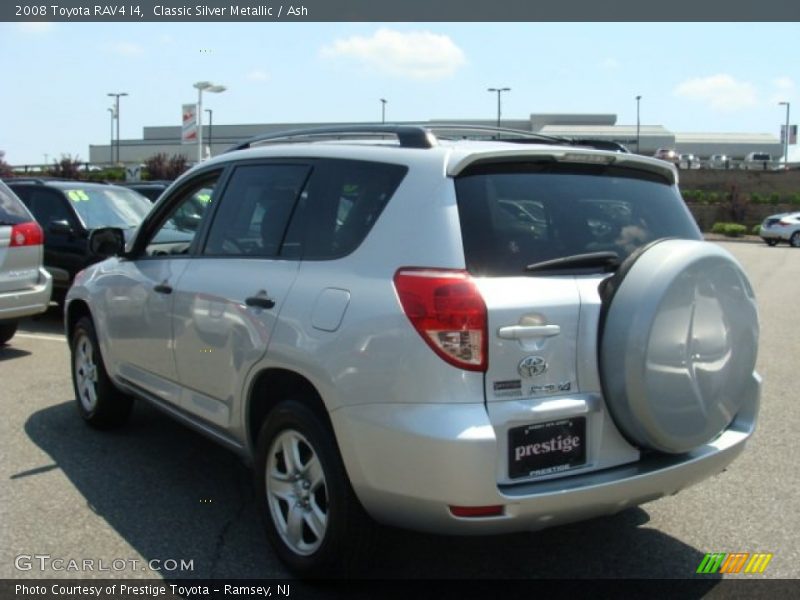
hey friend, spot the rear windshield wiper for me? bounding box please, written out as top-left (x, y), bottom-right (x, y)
top-left (525, 251), bottom-right (620, 273)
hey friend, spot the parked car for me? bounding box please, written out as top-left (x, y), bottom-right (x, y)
top-left (678, 153), bottom-right (701, 169)
top-left (741, 152), bottom-right (773, 170)
top-left (119, 180), bottom-right (173, 203)
top-left (4, 179), bottom-right (152, 303)
top-left (0, 180), bottom-right (52, 344)
top-left (759, 211), bottom-right (800, 247)
top-left (64, 125), bottom-right (760, 576)
top-left (653, 147), bottom-right (680, 163)
top-left (707, 154), bottom-right (732, 169)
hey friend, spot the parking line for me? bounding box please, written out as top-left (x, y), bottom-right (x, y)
top-left (14, 333), bottom-right (67, 343)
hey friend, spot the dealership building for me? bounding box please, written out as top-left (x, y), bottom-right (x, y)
top-left (87, 113), bottom-right (784, 165)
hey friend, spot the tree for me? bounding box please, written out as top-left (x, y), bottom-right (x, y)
top-left (0, 151), bottom-right (12, 178)
top-left (49, 154), bottom-right (83, 179)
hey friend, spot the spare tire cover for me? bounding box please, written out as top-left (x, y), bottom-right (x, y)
top-left (600, 239), bottom-right (758, 454)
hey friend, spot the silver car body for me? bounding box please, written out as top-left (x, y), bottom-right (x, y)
top-left (759, 211), bottom-right (800, 246)
top-left (0, 181), bottom-right (52, 324)
top-left (66, 139), bottom-right (760, 534)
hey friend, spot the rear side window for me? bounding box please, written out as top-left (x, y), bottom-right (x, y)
top-left (286, 159), bottom-right (407, 260)
top-left (0, 182), bottom-right (32, 225)
top-left (455, 163), bottom-right (701, 276)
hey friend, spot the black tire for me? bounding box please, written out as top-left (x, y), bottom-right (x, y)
top-left (0, 321), bottom-right (18, 345)
top-left (765, 239), bottom-right (778, 247)
top-left (790, 232), bottom-right (800, 248)
top-left (70, 316), bottom-right (133, 429)
top-left (254, 399), bottom-right (376, 577)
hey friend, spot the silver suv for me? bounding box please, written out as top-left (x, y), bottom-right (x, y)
top-left (0, 180), bottom-right (52, 344)
top-left (65, 125), bottom-right (760, 576)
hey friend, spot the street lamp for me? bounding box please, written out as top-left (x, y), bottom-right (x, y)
top-left (194, 81), bottom-right (226, 162)
top-left (107, 107), bottom-right (115, 164)
top-left (380, 98), bottom-right (387, 124)
top-left (636, 95), bottom-right (642, 154)
top-left (487, 87), bottom-right (511, 130)
top-left (205, 109), bottom-right (213, 157)
top-left (107, 92), bottom-right (128, 164)
top-left (779, 101), bottom-right (790, 169)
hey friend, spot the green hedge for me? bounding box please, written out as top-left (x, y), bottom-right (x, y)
top-left (711, 222), bottom-right (748, 237)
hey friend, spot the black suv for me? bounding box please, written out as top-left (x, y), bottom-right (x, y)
top-left (4, 179), bottom-right (152, 303)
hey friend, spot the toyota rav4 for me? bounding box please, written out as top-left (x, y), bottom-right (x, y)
top-left (64, 125), bottom-right (760, 576)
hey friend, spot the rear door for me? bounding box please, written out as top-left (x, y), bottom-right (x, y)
top-left (0, 183), bottom-right (41, 294)
top-left (170, 162), bottom-right (311, 426)
top-left (454, 161), bottom-right (702, 405)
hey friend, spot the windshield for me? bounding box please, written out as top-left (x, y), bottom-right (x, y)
top-left (62, 187), bottom-right (152, 229)
top-left (455, 163), bottom-right (702, 276)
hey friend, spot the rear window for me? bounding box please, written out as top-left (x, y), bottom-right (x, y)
top-left (455, 163), bottom-right (701, 276)
top-left (0, 181), bottom-right (32, 225)
top-left (751, 153), bottom-right (771, 161)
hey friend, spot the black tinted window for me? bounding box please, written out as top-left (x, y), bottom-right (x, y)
top-left (0, 182), bottom-right (31, 224)
top-left (287, 159), bottom-right (407, 259)
top-left (17, 188), bottom-right (75, 227)
top-left (455, 163), bottom-right (701, 276)
top-left (203, 164), bottom-right (310, 258)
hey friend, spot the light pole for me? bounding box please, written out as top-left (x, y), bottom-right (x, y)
top-left (487, 87), bottom-right (511, 130)
top-left (194, 81), bottom-right (226, 162)
top-left (107, 107), bottom-right (115, 164)
top-left (205, 109), bottom-right (213, 157)
top-left (107, 92), bottom-right (128, 164)
top-left (779, 101), bottom-right (790, 169)
top-left (636, 95), bottom-right (642, 154)
top-left (380, 98), bottom-right (387, 124)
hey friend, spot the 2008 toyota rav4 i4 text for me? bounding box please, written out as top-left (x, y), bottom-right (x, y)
top-left (64, 125), bottom-right (760, 576)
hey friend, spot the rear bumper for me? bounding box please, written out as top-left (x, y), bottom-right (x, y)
top-left (0, 268), bottom-right (53, 321)
top-left (332, 375), bottom-right (759, 535)
top-left (759, 227), bottom-right (793, 241)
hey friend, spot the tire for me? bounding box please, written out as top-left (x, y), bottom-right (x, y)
top-left (790, 232), bottom-right (800, 248)
top-left (599, 239), bottom-right (759, 454)
top-left (70, 316), bottom-right (133, 429)
top-left (765, 239), bottom-right (778, 247)
top-left (254, 399), bottom-right (375, 577)
top-left (0, 321), bottom-right (18, 345)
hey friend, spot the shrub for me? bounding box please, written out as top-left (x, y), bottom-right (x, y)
top-left (144, 153), bottom-right (189, 180)
top-left (750, 192), bottom-right (766, 204)
top-left (789, 193), bottom-right (800, 206)
top-left (711, 222), bottom-right (747, 237)
top-left (0, 151), bottom-right (12, 178)
top-left (769, 192), bottom-right (781, 205)
top-left (752, 224), bottom-right (761, 235)
top-left (48, 154), bottom-right (83, 179)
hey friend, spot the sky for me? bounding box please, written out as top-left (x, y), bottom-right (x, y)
top-left (1, 21), bottom-right (798, 165)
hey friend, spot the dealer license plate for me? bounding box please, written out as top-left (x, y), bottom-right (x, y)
top-left (508, 417), bottom-right (586, 479)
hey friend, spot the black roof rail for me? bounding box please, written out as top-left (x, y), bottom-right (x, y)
top-left (228, 125), bottom-right (438, 152)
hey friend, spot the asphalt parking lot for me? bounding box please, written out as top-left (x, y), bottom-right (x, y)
top-left (1, 241), bottom-right (798, 581)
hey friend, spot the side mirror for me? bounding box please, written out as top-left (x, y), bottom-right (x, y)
top-left (48, 219), bottom-right (73, 235)
top-left (88, 227), bottom-right (126, 258)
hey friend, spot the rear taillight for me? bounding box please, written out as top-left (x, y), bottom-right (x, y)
top-left (779, 220), bottom-right (791, 226)
top-left (9, 221), bottom-right (44, 247)
top-left (393, 268), bottom-right (487, 372)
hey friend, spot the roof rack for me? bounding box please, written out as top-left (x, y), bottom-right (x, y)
top-left (227, 123), bottom-right (576, 153)
top-left (228, 125), bottom-right (439, 151)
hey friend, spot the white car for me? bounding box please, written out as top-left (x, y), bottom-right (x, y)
top-left (741, 152), bottom-right (774, 170)
top-left (707, 154), bottom-right (732, 169)
top-left (65, 124), bottom-right (761, 576)
top-left (678, 153), bottom-right (701, 169)
top-left (759, 211), bottom-right (800, 247)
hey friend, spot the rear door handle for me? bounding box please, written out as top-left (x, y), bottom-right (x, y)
top-left (497, 325), bottom-right (561, 339)
top-left (245, 295), bottom-right (276, 309)
top-left (153, 283), bottom-right (173, 295)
